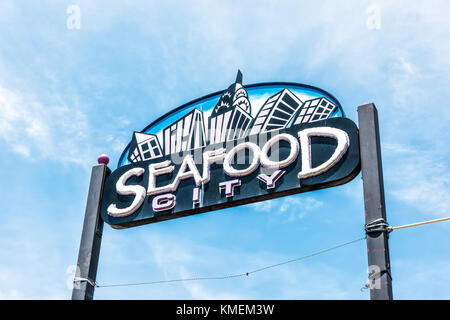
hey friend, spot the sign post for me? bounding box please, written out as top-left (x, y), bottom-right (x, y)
top-left (72, 156), bottom-right (111, 300)
top-left (358, 103), bottom-right (393, 300)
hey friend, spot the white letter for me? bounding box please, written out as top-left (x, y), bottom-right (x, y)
top-left (149, 155), bottom-right (202, 195)
top-left (260, 133), bottom-right (299, 169)
top-left (223, 142), bottom-right (260, 177)
top-left (152, 193), bottom-right (176, 212)
top-left (219, 179), bottom-right (241, 197)
top-left (257, 170), bottom-right (285, 189)
top-left (202, 148), bottom-right (226, 184)
top-left (192, 187), bottom-right (201, 204)
top-left (297, 127), bottom-right (349, 179)
top-left (147, 160), bottom-right (175, 196)
top-left (171, 154), bottom-right (202, 191)
top-left (107, 167), bottom-right (146, 217)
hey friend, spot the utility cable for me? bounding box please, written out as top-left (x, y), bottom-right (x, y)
top-left (92, 236), bottom-right (366, 288)
top-left (79, 216), bottom-right (450, 289)
top-left (388, 216), bottom-right (450, 233)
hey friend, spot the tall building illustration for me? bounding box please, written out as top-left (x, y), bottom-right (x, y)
top-left (123, 70), bottom-right (341, 166)
top-left (249, 88), bottom-right (303, 135)
top-left (292, 97), bottom-right (337, 125)
top-left (208, 70), bottom-right (253, 144)
top-left (128, 132), bottom-right (163, 163)
top-left (163, 108), bottom-right (206, 155)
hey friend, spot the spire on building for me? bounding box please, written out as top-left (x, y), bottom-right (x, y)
top-left (208, 71), bottom-right (253, 144)
top-left (235, 69), bottom-right (243, 84)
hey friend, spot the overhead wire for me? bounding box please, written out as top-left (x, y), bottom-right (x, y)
top-left (93, 236), bottom-right (366, 288)
top-left (388, 216), bottom-right (450, 233)
top-left (84, 215), bottom-right (450, 289)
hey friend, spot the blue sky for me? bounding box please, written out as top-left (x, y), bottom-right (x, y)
top-left (0, 0), bottom-right (449, 299)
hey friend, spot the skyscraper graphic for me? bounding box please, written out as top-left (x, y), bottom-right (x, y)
top-left (249, 88), bottom-right (303, 135)
top-left (292, 97), bottom-right (337, 125)
top-left (208, 70), bottom-right (253, 144)
top-left (163, 108), bottom-right (206, 155)
top-left (128, 132), bottom-right (163, 163)
top-left (121, 68), bottom-right (344, 167)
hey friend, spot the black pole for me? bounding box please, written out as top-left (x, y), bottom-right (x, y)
top-left (357, 103), bottom-right (393, 300)
top-left (72, 162), bottom-right (110, 300)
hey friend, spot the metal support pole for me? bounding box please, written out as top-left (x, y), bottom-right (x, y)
top-left (358, 103), bottom-right (393, 300)
top-left (72, 162), bottom-right (110, 300)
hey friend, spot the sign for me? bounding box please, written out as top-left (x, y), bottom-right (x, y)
top-left (100, 71), bottom-right (360, 228)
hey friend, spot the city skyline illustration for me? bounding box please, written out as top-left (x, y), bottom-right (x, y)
top-left (127, 71), bottom-right (339, 164)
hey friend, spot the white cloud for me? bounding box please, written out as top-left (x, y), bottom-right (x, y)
top-left (251, 195), bottom-right (323, 223)
top-left (393, 259), bottom-right (450, 299)
top-left (0, 223), bottom-right (72, 300)
top-left (0, 85), bottom-right (92, 165)
top-left (106, 134), bottom-right (127, 153)
top-left (385, 145), bottom-right (450, 217)
top-left (12, 144), bottom-right (31, 157)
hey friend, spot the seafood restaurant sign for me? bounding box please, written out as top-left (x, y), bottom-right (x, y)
top-left (101, 71), bottom-right (360, 228)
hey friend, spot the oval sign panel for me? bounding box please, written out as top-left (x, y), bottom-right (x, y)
top-left (101, 71), bottom-right (360, 228)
